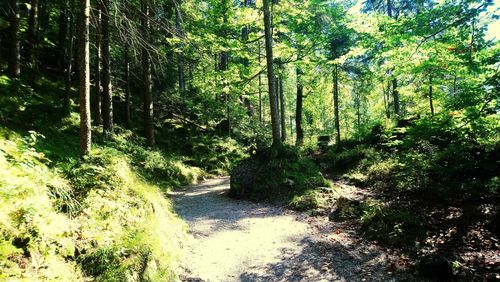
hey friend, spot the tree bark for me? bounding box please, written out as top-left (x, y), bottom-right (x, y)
top-left (142, 0), bottom-right (155, 146)
top-left (57, 1), bottom-right (69, 71)
top-left (333, 64), bottom-right (340, 144)
top-left (26, 0), bottom-right (39, 68)
top-left (64, 4), bottom-right (74, 113)
top-left (176, 8), bottom-right (185, 94)
top-left (392, 77), bottom-right (400, 116)
top-left (100, 0), bottom-right (113, 133)
top-left (429, 73), bottom-right (434, 116)
top-left (279, 70), bottom-right (286, 142)
top-left (92, 6), bottom-right (102, 125)
top-left (7, 0), bottom-right (20, 77)
top-left (79, 0), bottom-right (91, 155)
top-left (125, 47), bottom-right (131, 128)
top-left (258, 40), bottom-right (263, 124)
top-left (295, 66), bottom-right (304, 146)
top-left (263, 0), bottom-right (281, 146)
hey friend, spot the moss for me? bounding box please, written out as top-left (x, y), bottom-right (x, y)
top-left (360, 203), bottom-right (426, 247)
top-left (0, 128), bottom-right (187, 281)
top-left (230, 145), bottom-right (328, 206)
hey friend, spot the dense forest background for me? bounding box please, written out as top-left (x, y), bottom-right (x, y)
top-left (0, 0), bottom-right (498, 280)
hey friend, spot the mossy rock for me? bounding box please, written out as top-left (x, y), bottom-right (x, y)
top-left (328, 197), bottom-right (364, 221)
top-left (229, 145), bottom-right (327, 204)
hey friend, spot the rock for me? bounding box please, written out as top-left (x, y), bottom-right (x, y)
top-left (417, 254), bottom-right (453, 281)
top-left (328, 197), bottom-right (362, 221)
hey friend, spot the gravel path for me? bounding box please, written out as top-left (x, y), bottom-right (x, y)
top-left (172, 177), bottom-right (418, 282)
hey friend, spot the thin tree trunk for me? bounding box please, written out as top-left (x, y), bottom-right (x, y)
top-left (333, 64), bottom-right (340, 144)
top-left (176, 8), bottom-right (185, 93)
top-left (7, 0), bottom-right (20, 77)
top-left (92, 7), bottom-right (102, 125)
top-left (142, 0), bottom-right (155, 146)
top-left (57, 1), bottom-right (69, 71)
top-left (387, 0), bottom-right (400, 117)
top-left (295, 66), bottom-right (304, 146)
top-left (26, 0), bottom-right (39, 68)
top-left (382, 80), bottom-right (390, 119)
top-left (125, 47), bottom-right (131, 128)
top-left (356, 91), bottom-right (361, 132)
top-left (279, 71), bottom-right (286, 142)
top-left (258, 40), bottom-right (263, 124)
top-left (64, 7), bottom-right (74, 113)
top-left (79, 0), bottom-right (91, 155)
top-left (429, 73), bottom-right (434, 116)
top-left (392, 78), bottom-right (400, 116)
top-left (100, 0), bottom-right (113, 133)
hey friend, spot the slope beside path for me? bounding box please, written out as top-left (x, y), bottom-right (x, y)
top-left (172, 177), bottom-right (419, 282)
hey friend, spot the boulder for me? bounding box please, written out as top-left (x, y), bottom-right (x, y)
top-left (417, 254), bottom-right (453, 281)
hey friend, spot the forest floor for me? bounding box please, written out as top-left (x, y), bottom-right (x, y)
top-left (172, 177), bottom-right (420, 282)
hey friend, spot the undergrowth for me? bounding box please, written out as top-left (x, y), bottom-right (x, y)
top-left (0, 74), bottom-right (246, 281)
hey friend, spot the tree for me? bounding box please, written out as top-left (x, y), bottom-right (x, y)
top-left (142, 0), bottom-right (155, 146)
top-left (100, 0), bottom-right (113, 133)
top-left (79, 0), bottom-right (91, 155)
top-left (263, 0), bottom-right (281, 146)
top-left (26, 0), bottom-right (39, 68)
top-left (7, 0), bottom-right (20, 77)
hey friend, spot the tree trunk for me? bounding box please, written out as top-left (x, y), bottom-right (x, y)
top-left (64, 6), bottom-right (74, 113)
top-left (333, 64), bottom-right (340, 144)
top-left (57, 1), bottom-right (69, 71)
top-left (279, 71), bottom-right (286, 142)
top-left (429, 73), bottom-right (434, 116)
top-left (263, 0), bottom-right (280, 145)
top-left (387, 0), bottom-right (393, 18)
top-left (125, 47), bottom-right (131, 128)
top-left (92, 7), bottom-right (102, 125)
top-left (7, 0), bottom-right (20, 77)
top-left (79, 0), bottom-right (91, 155)
top-left (392, 77), bottom-right (400, 116)
top-left (26, 0), bottom-right (39, 68)
top-left (176, 8), bottom-right (185, 94)
top-left (382, 80), bottom-right (390, 119)
top-left (258, 40), bottom-right (263, 124)
top-left (100, 0), bottom-right (113, 133)
top-left (295, 66), bottom-right (304, 146)
top-left (142, 0), bottom-right (155, 146)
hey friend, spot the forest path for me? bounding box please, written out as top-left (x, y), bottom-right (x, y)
top-left (172, 177), bottom-right (416, 282)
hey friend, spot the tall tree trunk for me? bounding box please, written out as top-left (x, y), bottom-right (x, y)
top-left (333, 64), bottom-right (340, 144)
top-left (26, 0), bottom-right (39, 68)
top-left (382, 80), bottom-right (390, 119)
top-left (387, 0), bottom-right (400, 117)
top-left (92, 7), bottom-right (102, 125)
top-left (429, 73), bottom-right (434, 116)
top-left (142, 0), bottom-right (155, 146)
top-left (258, 40), bottom-right (263, 124)
top-left (7, 0), bottom-right (20, 77)
top-left (263, 0), bottom-right (281, 145)
top-left (64, 5), bottom-right (74, 113)
top-left (176, 8), bottom-right (185, 93)
top-left (79, 0), bottom-right (91, 155)
top-left (295, 66), bottom-right (304, 146)
top-left (100, 0), bottom-right (113, 133)
top-left (392, 77), bottom-right (400, 116)
top-left (57, 1), bottom-right (69, 71)
top-left (279, 71), bottom-right (286, 142)
top-left (125, 47), bottom-right (131, 128)
top-left (356, 91), bottom-right (361, 133)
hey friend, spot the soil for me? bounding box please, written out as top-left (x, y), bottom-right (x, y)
top-left (172, 177), bottom-right (421, 282)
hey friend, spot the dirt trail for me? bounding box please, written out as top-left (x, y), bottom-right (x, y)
top-left (172, 177), bottom-right (418, 282)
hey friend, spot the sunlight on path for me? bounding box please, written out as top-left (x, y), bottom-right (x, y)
top-left (172, 177), bottom-right (417, 282)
